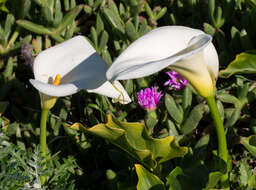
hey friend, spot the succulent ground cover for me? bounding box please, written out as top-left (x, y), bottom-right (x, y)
top-left (1, 0), bottom-right (256, 189)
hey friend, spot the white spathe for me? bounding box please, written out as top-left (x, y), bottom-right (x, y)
top-left (106, 26), bottom-right (219, 98)
top-left (29, 36), bottom-right (131, 104)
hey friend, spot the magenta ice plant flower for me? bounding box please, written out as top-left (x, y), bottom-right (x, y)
top-left (137, 87), bottom-right (163, 110)
top-left (164, 70), bottom-right (188, 90)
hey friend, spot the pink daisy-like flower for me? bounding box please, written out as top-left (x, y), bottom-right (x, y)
top-left (137, 87), bottom-right (163, 110)
top-left (164, 70), bottom-right (188, 90)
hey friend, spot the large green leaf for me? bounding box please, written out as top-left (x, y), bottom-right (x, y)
top-left (135, 164), bottom-right (165, 190)
top-left (219, 51), bottom-right (256, 78)
top-left (241, 135), bottom-right (256, 157)
top-left (166, 167), bottom-right (184, 190)
top-left (202, 171), bottom-right (223, 190)
top-left (68, 114), bottom-right (187, 169)
top-left (166, 166), bottom-right (223, 190)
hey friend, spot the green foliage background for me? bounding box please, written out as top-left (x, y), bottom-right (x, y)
top-left (1, 0), bottom-right (256, 189)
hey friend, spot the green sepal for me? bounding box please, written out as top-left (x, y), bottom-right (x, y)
top-left (145, 109), bottom-right (158, 135)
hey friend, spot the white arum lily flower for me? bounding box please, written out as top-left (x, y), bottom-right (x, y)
top-left (30, 36), bottom-right (131, 109)
top-left (106, 26), bottom-right (219, 98)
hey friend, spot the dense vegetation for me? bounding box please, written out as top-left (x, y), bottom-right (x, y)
top-left (1, 0), bottom-right (256, 189)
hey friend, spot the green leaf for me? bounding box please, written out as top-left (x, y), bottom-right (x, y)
top-left (125, 20), bottom-right (139, 42)
top-left (53, 0), bottom-right (63, 26)
top-left (101, 48), bottom-right (112, 64)
top-left (144, 3), bottom-right (154, 19)
top-left (167, 165), bottom-right (223, 190)
top-left (247, 0), bottom-right (256, 8)
top-left (182, 86), bottom-right (192, 112)
top-left (217, 93), bottom-right (241, 108)
top-left (3, 57), bottom-right (13, 79)
top-left (239, 159), bottom-right (252, 186)
top-left (181, 103), bottom-right (205, 135)
top-left (135, 164), bottom-right (165, 190)
top-left (64, 0), bottom-right (69, 10)
top-left (241, 135), bottom-right (256, 157)
top-left (90, 26), bottom-right (98, 48)
top-left (224, 109), bottom-right (240, 128)
top-left (166, 119), bottom-right (179, 138)
top-left (96, 13), bottom-right (104, 35)
top-left (155, 7), bottom-right (167, 20)
top-left (5, 14), bottom-right (15, 40)
top-left (208, 0), bottom-right (216, 26)
top-left (55, 5), bottom-right (83, 34)
top-left (165, 94), bottom-right (183, 124)
top-left (69, 114), bottom-right (188, 170)
top-left (166, 167), bottom-right (184, 190)
top-left (203, 23), bottom-right (216, 36)
top-left (49, 33), bottom-right (64, 42)
top-left (249, 174), bottom-right (256, 188)
top-left (99, 30), bottom-right (109, 50)
top-left (16, 20), bottom-right (52, 35)
top-left (102, 7), bottom-right (125, 34)
top-left (202, 171), bottom-right (223, 190)
top-left (219, 51), bottom-right (256, 78)
top-left (215, 6), bottom-right (224, 28)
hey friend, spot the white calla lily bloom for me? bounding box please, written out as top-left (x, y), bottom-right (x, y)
top-left (106, 26), bottom-right (219, 98)
top-left (30, 36), bottom-right (131, 108)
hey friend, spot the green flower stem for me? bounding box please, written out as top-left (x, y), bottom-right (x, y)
top-left (40, 108), bottom-right (50, 185)
top-left (206, 95), bottom-right (229, 189)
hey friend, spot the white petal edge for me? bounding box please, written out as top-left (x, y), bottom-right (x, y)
top-left (87, 81), bottom-right (131, 104)
top-left (30, 79), bottom-right (78, 97)
top-left (106, 34), bottom-right (211, 81)
top-left (106, 26), bottom-right (219, 81)
top-left (33, 35), bottom-right (107, 83)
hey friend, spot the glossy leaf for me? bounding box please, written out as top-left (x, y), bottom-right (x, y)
top-left (135, 164), bottom-right (165, 190)
top-left (202, 171), bottom-right (223, 190)
top-left (16, 20), bottom-right (52, 35)
top-left (165, 94), bottom-right (183, 124)
top-left (219, 51), bottom-right (256, 78)
top-left (166, 165), bottom-right (223, 190)
top-left (241, 135), bottom-right (256, 157)
top-left (99, 30), bottom-right (109, 50)
top-left (102, 7), bottom-right (125, 34)
top-left (181, 103), bottom-right (205, 135)
top-left (69, 114), bottom-right (188, 169)
top-left (125, 20), bottom-right (139, 42)
top-left (166, 166), bottom-right (184, 190)
top-left (55, 5), bottom-right (83, 33)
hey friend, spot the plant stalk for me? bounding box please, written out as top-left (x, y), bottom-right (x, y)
top-left (206, 95), bottom-right (229, 189)
top-left (39, 108), bottom-right (50, 185)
